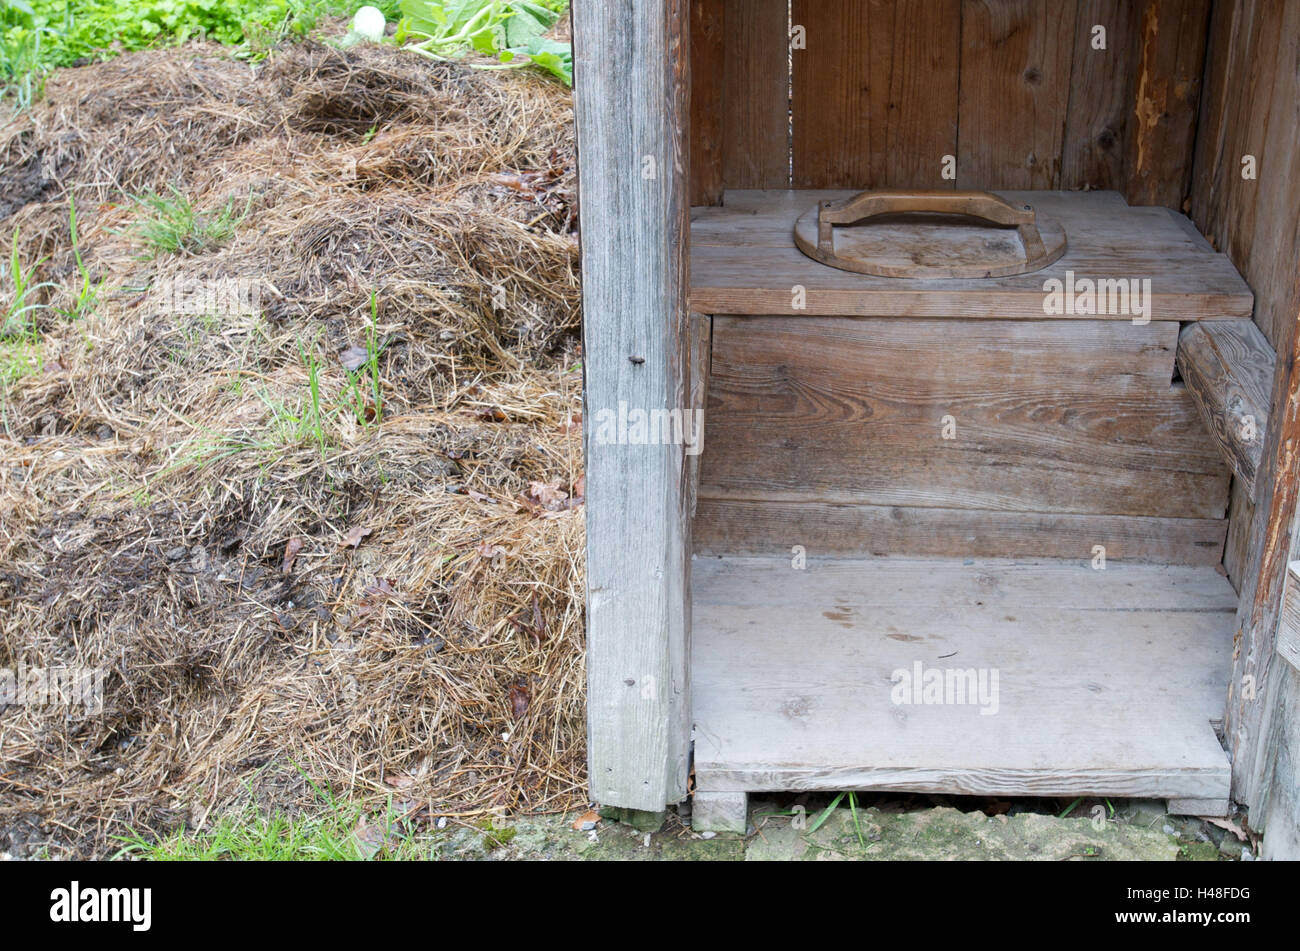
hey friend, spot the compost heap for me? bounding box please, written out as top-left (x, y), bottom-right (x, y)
top-left (0, 38), bottom-right (584, 858)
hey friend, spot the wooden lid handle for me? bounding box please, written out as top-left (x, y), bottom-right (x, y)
top-left (817, 189), bottom-right (1047, 261)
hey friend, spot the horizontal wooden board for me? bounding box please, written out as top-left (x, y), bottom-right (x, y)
top-left (694, 498), bottom-right (1228, 564)
top-left (692, 556), bottom-right (1234, 799)
top-left (690, 190), bottom-right (1254, 319)
top-left (699, 316), bottom-right (1231, 520)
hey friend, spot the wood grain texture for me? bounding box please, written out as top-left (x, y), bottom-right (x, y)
top-left (692, 556), bottom-right (1234, 799)
top-left (1061, 0), bottom-right (1142, 190)
top-left (1262, 666), bottom-right (1300, 859)
top-left (690, 190), bottom-right (1255, 319)
top-left (694, 498), bottom-right (1228, 564)
top-left (957, 0), bottom-right (1078, 190)
top-left (790, 0), bottom-right (960, 189)
top-left (1223, 478), bottom-right (1255, 592)
top-left (1188, 0), bottom-right (1238, 234)
top-left (722, 0), bottom-right (789, 189)
top-left (1277, 562), bottom-right (1300, 675)
top-left (1176, 321), bottom-right (1275, 497)
top-left (698, 316), bottom-right (1230, 521)
top-left (689, 0), bottom-right (726, 205)
top-left (1124, 0), bottom-right (1211, 208)
top-left (574, 0), bottom-right (692, 811)
top-left (690, 791), bottom-right (748, 833)
top-left (1167, 798), bottom-right (1231, 817)
top-left (697, 1), bottom-right (1195, 199)
top-left (684, 313), bottom-right (711, 518)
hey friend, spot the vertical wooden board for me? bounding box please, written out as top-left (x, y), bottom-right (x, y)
top-left (573, 0), bottom-right (692, 812)
top-left (1208, 1), bottom-right (1273, 268)
top-left (1124, 0), bottom-right (1211, 208)
top-left (1223, 479), bottom-right (1255, 592)
top-left (1187, 4), bottom-right (1300, 816)
top-left (1262, 675), bottom-right (1300, 858)
top-left (1228, 320), bottom-right (1300, 816)
top-left (690, 0), bottom-right (726, 205)
top-left (791, 0), bottom-right (961, 189)
top-left (722, 0), bottom-right (789, 189)
top-left (1222, 2), bottom-right (1276, 271)
top-left (1189, 0), bottom-right (1240, 234)
top-left (1061, 0), bottom-right (1142, 190)
top-left (683, 313), bottom-right (711, 518)
top-left (957, 0), bottom-right (1078, 190)
top-left (1246, 0), bottom-right (1300, 351)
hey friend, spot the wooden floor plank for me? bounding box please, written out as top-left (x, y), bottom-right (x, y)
top-left (691, 556), bottom-right (1235, 799)
top-left (693, 498), bottom-right (1228, 564)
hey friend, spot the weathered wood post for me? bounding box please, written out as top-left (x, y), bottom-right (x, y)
top-left (573, 1), bottom-right (693, 815)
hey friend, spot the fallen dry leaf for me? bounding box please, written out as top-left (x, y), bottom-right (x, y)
top-left (477, 541), bottom-right (505, 559)
top-left (281, 536), bottom-right (304, 576)
top-left (508, 594), bottom-right (546, 642)
top-left (528, 480), bottom-right (568, 509)
top-left (351, 816), bottom-right (397, 860)
top-left (339, 524), bottom-right (373, 549)
top-left (1205, 816), bottom-right (1248, 841)
top-left (508, 679), bottom-right (530, 719)
top-left (363, 578), bottom-right (397, 600)
top-left (339, 345), bottom-right (369, 371)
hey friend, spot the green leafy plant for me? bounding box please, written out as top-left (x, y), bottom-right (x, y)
top-left (60, 193), bottom-right (100, 319)
top-left (341, 292), bottom-right (386, 427)
top-left (807, 791), bottom-right (868, 847)
top-left (0, 228), bottom-right (53, 399)
top-left (301, 340), bottom-right (329, 456)
top-left (2, 226), bottom-right (54, 340)
top-left (399, 0), bottom-right (571, 85)
top-left (129, 186), bottom-right (251, 256)
top-left (114, 776), bottom-right (433, 860)
top-left (3, 1), bottom-right (410, 109)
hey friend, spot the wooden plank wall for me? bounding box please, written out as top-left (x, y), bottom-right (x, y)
top-left (690, 0), bottom-right (1211, 204)
top-left (791, 0), bottom-right (961, 189)
top-left (1188, 0), bottom-right (1300, 833)
top-left (694, 316), bottom-right (1230, 563)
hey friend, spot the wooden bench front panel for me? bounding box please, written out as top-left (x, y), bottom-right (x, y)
top-left (694, 315), bottom-right (1231, 562)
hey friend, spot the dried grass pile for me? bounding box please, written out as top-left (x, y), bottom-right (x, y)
top-left (0, 38), bottom-right (585, 858)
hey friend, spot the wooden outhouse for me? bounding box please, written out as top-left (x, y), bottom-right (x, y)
top-left (573, 0), bottom-right (1300, 857)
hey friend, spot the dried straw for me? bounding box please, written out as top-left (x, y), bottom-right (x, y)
top-left (0, 39), bottom-right (584, 858)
